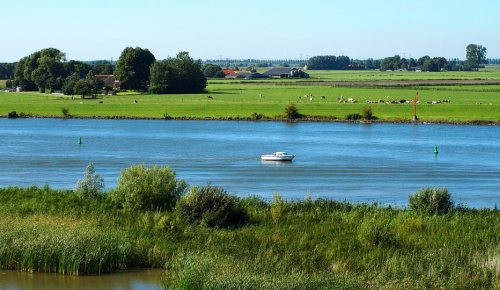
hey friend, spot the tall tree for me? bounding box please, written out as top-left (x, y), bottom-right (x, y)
top-left (13, 48), bottom-right (66, 92)
top-left (149, 51), bottom-right (206, 94)
top-left (201, 64), bottom-right (225, 78)
top-left (466, 44), bottom-right (487, 70)
top-left (115, 47), bottom-right (156, 90)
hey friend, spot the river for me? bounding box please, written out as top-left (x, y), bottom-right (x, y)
top-left (0, 118), bottom-right (498, 208)
top-left (0, 269), bottom-right (164, 290)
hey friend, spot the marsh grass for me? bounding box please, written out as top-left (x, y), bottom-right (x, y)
top-left (0, 186), bottom-right (498, 288)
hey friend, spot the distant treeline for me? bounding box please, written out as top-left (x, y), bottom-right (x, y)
top-left (203, 59), bottom-right (307, 68)
top-left (7, 47), bottom-right (207, 95)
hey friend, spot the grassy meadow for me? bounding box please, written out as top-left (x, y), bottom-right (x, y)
top-left (1, 67), bottom-right (500, 123)
top-left (1, 82), bottom-right (499, 122)
top-left (0, 185), bottom-right (498, 289)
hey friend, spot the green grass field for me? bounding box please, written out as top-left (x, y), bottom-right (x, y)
top-left (2, 67), bottom-right (500, 123)
top-left (0, 80), bottom-right (6, 89)
top-left (1, 83), bottom-right (499, 122)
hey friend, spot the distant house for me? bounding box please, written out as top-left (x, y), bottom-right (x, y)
top-left (222, 69), bottom-right (236, 75)
top-left (225, 71), bottom-right (252, 79)
top-left (245, 72), bottom-right (265, 79)
top-left (93, 75), bottom-right (121, 90)
top-left (262, 67), bottom-right (309, 78)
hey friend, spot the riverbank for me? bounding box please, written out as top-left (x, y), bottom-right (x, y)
top-left (0, 184), bottom-right (498, 289)
top-left (2, 113), bottom-right (499, 126)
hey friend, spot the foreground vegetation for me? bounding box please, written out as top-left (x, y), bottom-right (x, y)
top-left (0, 165), bottom-right (498, 289)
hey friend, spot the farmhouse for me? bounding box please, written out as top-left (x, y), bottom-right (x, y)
top-left (262, 67), bottom-right (309, 78)
top-left (93, 75), bottom-right (121, 90)
top-left (225, 71), bottom-right (252, 79)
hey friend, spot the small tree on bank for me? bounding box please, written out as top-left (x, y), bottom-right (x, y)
top-left (75, 163), bottom-right (104, 198)
top-left (285, 103), bottom-right (301, 119)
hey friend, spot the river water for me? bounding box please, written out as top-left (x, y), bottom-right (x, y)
top-left (0, 269), bottom-right (164, 290)
top-left (0, 118), bottom-right (499, 208)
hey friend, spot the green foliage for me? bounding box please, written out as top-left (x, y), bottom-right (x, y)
top-left (361, 106), bottom-right (374, 120)
top-left (164, 252), bottom-right (361, 290)
top-left (358, 217), bottom-right (398, 247)
top-left (250, 112), bottom-right (264, 120)
top-left (149, 52), bottom-right (207, 94)
top-left (73, 79), bottom-right (93, 98)
top-left (7, 111), bottom-right (18, 118)
top-left (115, 47), bottom-right (156, 90)
top-left (270, 193), bottom-right (285, 223)
top-left (61, 107), bottom-right (70, 118)
top-left (163, 112), bottom-right (173, 120)
top-left (307, 55), bottom-right (351, 70)
top-left (13, 48), bottom-right (66, 92)
top-left (346, 113), bottom-right (362, 120)
top-left (0, 216), bottom-right (130, 275)
top-left (112, 164), bottom-right (187, 211)
top-left (0, 185), bottom-right (498, 288)
top-left (284, 103), bottom-right (301, 119)
top-left (466, 44), bottom-right (487, 70)
top-left (75, 163), bottom-right (104, 198)
top-left (409, 187), bottom-right (454, 215)
top-left (175, 184), bottom-right (248, 228)
top-left (202, 64), bottom-right (225, 78)
top-left (92, 61), bottom-right (114, 75)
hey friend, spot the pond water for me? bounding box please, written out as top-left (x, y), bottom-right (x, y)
top-left (0, 269), bottom-right (164, 290)
top-left (0, 118), bottom-right (499, 208)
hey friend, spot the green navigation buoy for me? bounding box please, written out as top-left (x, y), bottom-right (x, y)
top-left (78, 136), bottom-right (82, 144)
top-left (434, 144), bottom-right (438, 154)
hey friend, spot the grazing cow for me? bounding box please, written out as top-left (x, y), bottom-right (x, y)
top-left (134, 100), bottom-right (138, 103)
top-left (98, 101), bottom-right (103, 103)
top-left (207, 95), bottom-right (213, 99)
top-left (321, 96), bottom-right (326, 100)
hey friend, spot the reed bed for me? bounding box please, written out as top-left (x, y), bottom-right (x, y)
top-left (0, 186), bottom-right (498, 288)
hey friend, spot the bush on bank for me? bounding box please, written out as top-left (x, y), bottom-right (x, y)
top-left (111, 164), bottom-right (188, 211)
top-left (409, 187), bottom-right (454, 215)
top-left (176, 184), bottom-right (248, 228)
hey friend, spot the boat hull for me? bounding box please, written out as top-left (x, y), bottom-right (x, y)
top-left (260, 155), bottom-right (294, 161)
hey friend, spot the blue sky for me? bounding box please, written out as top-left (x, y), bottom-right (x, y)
top-left (1, 0), bottom-right (498, 62)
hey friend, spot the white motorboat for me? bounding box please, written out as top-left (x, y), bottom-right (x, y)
top-left (260, 152), bottom-right (295, 161)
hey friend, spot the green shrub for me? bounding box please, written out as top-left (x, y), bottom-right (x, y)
top-left (358, 218), bottom-right (398, 247)
top-left (284, 103), bottom-right (301, 119)
top-left (163, 112), bottom-right (173, 120)
top-left (362, 106), bottom-right (374, 120)
top-left (409, 187), bottom-right (453, 215)
top-left (346, 113), bottom-right (362, 120)
top-left (7, 111), bottom-right (18, 118)
top-left (251, 112), bottom-right (264, 120)
top-left (74, 163), bottom-right (104, 198)
top-left (175, 184), bottom-right (248, 228)
top-left (112, 164), bottom-right (187, 211)
top-left (61, 107), bottom-right (70, 118)
top-left (270, 193), bottom-right (285, 223)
